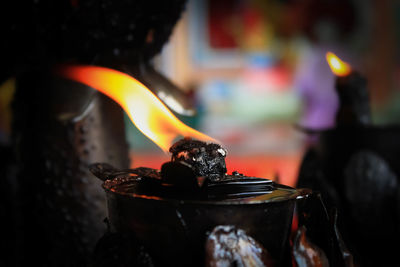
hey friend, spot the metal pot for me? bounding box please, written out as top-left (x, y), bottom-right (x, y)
top-left (98, 174), bottom-right (305, 266)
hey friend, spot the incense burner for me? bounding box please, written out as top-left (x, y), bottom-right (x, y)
top-left (101, 174), bottom-right (300, 266)
top-left (90, 139), bottom-right (307, 266)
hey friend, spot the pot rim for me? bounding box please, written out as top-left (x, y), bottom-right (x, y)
top-left (102, 182), bottom-right (301, 205)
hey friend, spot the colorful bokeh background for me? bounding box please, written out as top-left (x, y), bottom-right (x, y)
top-left (1, 0), bottom-right (399, 187)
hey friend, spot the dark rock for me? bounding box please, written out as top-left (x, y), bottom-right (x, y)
top-left (160, 161), bottom-right (202, 191)
top-left (169, 137), bottom-right (227, 181)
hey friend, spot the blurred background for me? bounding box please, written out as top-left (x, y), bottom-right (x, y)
top-left (1, 0), bottom-right (399, 186)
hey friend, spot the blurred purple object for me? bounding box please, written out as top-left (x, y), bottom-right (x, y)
top-left (294, 45), bottom-right (353, 130)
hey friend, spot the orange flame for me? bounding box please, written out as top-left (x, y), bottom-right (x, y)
top-left (326, 52), bottom-right (352, 77)
top-left (59, 65), bottom-right (216, 153)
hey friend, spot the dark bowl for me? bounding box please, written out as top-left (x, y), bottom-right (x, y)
top-left (102, 177), bottom-right (301, 266)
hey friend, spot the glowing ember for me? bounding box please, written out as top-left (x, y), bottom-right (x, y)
top-left (326, 52), bottom-right (352, 77)
top-left (59, 65), bottom-right (216, 153)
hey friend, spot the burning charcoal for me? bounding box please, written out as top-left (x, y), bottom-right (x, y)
top-left (169, 137), bottom-right (227, 181)
top-left (292, 226), bottom-right (329, 267)
top-left (205, 225), bottom-right (276, 267)
top-left (160, 161), bottom-right (203, 190)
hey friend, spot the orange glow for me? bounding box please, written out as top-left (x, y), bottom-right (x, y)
top-left (59, 65), bottom-right (216, 153)
top-left (326, 52), bottom-right (352, 76)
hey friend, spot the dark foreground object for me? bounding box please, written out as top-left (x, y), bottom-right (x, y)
top-left (90, 154), bottom-right (300, 267)
top-left (99, 172), bottom-right (298, 266)
top-left (297, 126), bottom-right (400, 267)
top-left (12, 72), bottom-right (130, 267)
top-left (90, 138), bottom-right (353, 267)
top-left (335, 72), bottom-right (370, 126)
top-left (91, 166), bottom-right (353, 267)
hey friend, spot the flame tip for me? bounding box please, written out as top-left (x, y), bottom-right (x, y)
top-left (326, 51), bottom-right (352, 77)
top-left (59, 65), bottom-right (216, 152)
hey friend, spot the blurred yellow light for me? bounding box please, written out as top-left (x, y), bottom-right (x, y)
top-left (326, 52), bottom-right (352, 77)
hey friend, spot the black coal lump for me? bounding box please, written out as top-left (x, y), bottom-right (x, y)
top-left (161, 161), bottom-right (201, 191)
top-left (169, 138), bottom-right (227, 181)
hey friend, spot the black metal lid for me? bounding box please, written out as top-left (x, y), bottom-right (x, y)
top-left (102, 174), bottom-right (300, 205)
top-left (90, 163), bottom-right (300, 204)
